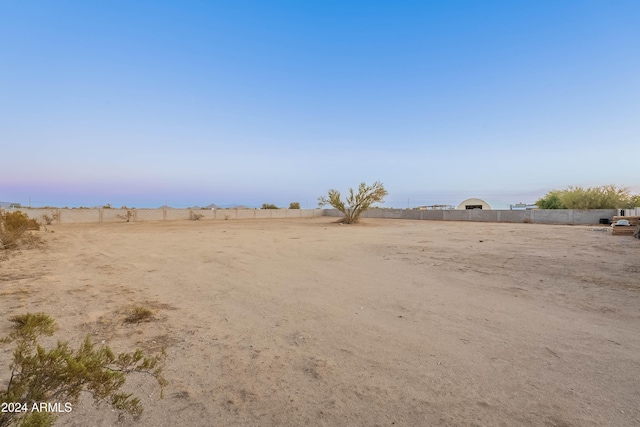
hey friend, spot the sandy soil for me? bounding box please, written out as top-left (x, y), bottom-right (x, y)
top-left (1, 217), bottom-right (639, 426)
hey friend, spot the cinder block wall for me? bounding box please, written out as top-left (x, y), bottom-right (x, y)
top-left (10, 208), bottom-right (324, 224)
top-left (322, 208), bottom-right (617, 225)
top-left (10, 207), bottom-right (616, 225)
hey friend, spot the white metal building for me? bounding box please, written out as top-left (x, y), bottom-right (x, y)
top-left (456, 198), bottom-right (492, 210)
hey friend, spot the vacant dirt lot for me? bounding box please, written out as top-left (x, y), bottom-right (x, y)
top-left (1, 217), bottom-right (639, 426)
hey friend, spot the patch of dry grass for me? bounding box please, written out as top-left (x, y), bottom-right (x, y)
top-left (125, 306), bottom-right (155, 323)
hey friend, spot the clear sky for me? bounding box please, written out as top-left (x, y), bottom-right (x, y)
top-left (1, 1), bottom-right (639, 209)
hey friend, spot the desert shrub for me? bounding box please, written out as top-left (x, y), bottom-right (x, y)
top-left (2, 211), bottom-right (39, 232)
top-left (261, 204), bottom-right (279, 209)
top-left (20, 232), bottom-right (44, 249)
top-left (189, 211), bottom-right (204, 221)
top-left (318, 181), bottom-right (388, 224)
top-left (289, 202), bottom-right (301, 209)
top-left (117, 210), bottom-right (134, 222)
top-left (124, 307), bottom-right (155, 323)
top-left (0, 228), bottom-right (23, 250)
top-left (0, 313), bottom-right (166, 427)
top-left (5, 313), bottom-right (56, 338)
top-left (0, 211), bottom-right (40, 250)
top-left (42, 212), bottom-right (61, 225)
top-left (42, 214), bottom-right (53, 225)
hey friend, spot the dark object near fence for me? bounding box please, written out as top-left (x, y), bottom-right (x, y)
top-left (599, 218), bottom-right (611, 225)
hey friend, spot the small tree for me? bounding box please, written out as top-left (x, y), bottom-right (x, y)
top-left (289, 202), bottom-right (301, 209)
top-left (261, 204), bottom-right (279, 209)
top-left (318, 181), bottom-right (388, 224)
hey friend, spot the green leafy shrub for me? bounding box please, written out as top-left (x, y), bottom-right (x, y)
top-left (0, 313), bottom-right (166, 427)
top-left (261, 204), bottom-right (279, 209)
top-left (536, 185), bottom-right (638, 209)
top-left (536, 191), bottom-right (566, 209)
top-left (289, 202), bottom-right (301, 209)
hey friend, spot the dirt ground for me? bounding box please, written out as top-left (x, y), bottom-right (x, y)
top-left (1, 217), bottom-right (639, 426)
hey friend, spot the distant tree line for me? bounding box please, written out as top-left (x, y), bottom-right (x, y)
top-left (536, 185), bottom-right (640, 209)
top-left (260, 202), bottom-right (301, 209)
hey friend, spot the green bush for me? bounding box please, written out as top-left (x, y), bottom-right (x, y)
top-left (536, 185), bottom-right (638, 209)
top-left (289, 202), bottom-right (301, 209)
top-left (536, 191), bottom-right (566, 209)
top-left (0, 313), bottom-right (166, 427)
top-left (261, 204), bottom-right (279, 209)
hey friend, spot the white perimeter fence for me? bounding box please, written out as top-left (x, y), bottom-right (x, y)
top-left (324, 208), bottom-right (621, 225)
top-left (9, 208), bottom-right (323, 224)
top-left (6, 207), bottom-right (638, 225)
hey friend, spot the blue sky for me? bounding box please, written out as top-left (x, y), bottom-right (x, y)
top-left (1, 1), bottom-right (639, 208)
